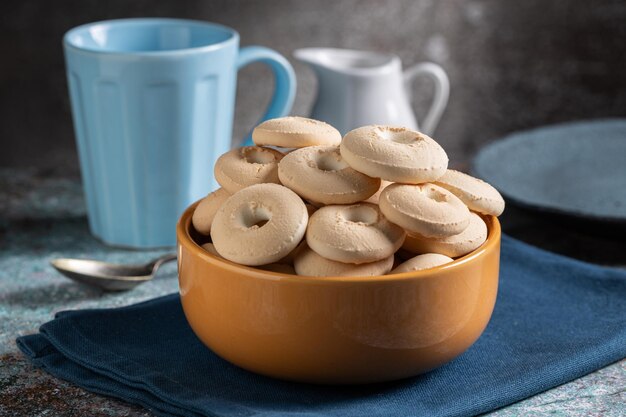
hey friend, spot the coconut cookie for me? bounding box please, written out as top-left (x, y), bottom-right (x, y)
top-left (192, 188), bottom-right (231, 235)
top-left (340, 125), bottom-right (448, 183)
top-left (278, 146), bottom-right (380, 204)
top-left (435, 169), bottom-right (505, 216)
top-left (294, 245), bottom-right (394, 277)
top-left (379, 183), bottom-right (470, 237)
top-left (403, 212), bottom-right (488, 258)
top-left (214, 146), bottom-right (284, 194)
top-left (390, 253), bottom-right (453, 274)
top-left (306, 203), bottom-right (406, 264)
top-left (211, 184), bottom-right (308, 266)
top-left (252, 116), bottom-right (342, 148)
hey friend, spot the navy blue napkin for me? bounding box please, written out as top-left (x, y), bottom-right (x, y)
top-left (17, 236), bottom-right (626, 417)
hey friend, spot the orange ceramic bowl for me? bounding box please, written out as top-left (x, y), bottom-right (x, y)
top-left (177, 201), bottom-right (501, 384)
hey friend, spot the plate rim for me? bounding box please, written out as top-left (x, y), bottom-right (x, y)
top-left (472, 118), bottom-right (626, 224)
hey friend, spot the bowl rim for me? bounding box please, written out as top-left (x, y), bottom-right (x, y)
top-left (177, 200), bottom-right (501, 283)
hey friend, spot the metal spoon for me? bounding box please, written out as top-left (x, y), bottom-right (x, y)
top-left (50, 253), bottom-right (177, 291)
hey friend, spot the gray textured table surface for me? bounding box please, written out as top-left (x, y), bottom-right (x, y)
top-left (1, 168), bottom-right (624, 416)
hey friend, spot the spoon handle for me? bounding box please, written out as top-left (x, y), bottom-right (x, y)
top-left (147, 253), bottom-right (178, 273)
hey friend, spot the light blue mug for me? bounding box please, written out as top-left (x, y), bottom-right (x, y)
top-left (64, 18), bottom-right (296, 248)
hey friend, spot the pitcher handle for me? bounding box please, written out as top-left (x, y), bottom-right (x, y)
top-left (403, 62), bottom-right (449, 136)
top-left (237, 46), bottom-right (297, 146)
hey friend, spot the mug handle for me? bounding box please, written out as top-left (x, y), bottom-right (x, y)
top-left (237, 46), bottom-right (297, 146)
top-left (403, 62), bottom-right (450, 136)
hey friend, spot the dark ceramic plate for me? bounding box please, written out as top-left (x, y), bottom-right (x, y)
top-left (473, 119), bottom-right (626, 229)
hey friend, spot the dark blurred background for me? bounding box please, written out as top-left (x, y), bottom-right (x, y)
top-left (2, 0), bottom-right (626, 174)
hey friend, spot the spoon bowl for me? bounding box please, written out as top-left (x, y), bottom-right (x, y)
top-left (51, 253), bottom-right (177, 291)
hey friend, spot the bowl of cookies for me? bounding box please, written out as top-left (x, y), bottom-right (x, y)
top-left (177, 117), bottom-right (503, 384)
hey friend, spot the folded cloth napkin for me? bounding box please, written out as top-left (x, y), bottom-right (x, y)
top-left (17, 236), bottom-right (626, 417)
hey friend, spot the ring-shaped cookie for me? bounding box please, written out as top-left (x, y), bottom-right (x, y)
top-left (252, 116), bottom-right (341, 148)
top-left (402, 212), bottom-right (488, 258)
top-left (294, 245), bottom-right (394, 277)
top-left (379, 183), bottom-right (470, 237)
top-left (192, 188), bottom-right (230, 235)
top-left (340, 125), bottom-right (448, 183)
top-left (211, 184), bottom-right (308, 266)
top-left (278, 146), bottom-right (380, 204)
top-left (390, 253), bottom-right (453, 274)
top-left (214, 146), bottom-right (284, 194)
top-left (306, 203), bottom-right (406, 264)
top-left (435, 169), bottom-right (505, 216)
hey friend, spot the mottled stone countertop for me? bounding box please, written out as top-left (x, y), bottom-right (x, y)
top-left (1, 168), bottom-right (624, 416)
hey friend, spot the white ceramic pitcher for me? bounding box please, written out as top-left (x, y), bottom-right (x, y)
top-left (294, 47), bottom-right (449, 135)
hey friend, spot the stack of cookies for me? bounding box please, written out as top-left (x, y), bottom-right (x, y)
top-left (192, 117), bottom-right (504, 277)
